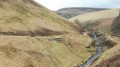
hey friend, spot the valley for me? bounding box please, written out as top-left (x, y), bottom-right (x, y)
top-left (0, 0), bottom-right (120, 67)
top-left (69, 8), bottom-right (120, 67)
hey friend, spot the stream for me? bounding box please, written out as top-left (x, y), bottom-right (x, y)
top-left (79, 34), bottom-right (104, 67)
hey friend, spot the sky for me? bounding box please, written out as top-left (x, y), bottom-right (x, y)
top-left (34, 0), bottom-right (120, 10)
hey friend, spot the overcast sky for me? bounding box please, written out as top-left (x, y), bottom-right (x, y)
top-left (34, 0), bottom-right (120, 10)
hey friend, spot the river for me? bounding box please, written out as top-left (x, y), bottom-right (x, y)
top-left (79, 34), bottom-right (104, 67)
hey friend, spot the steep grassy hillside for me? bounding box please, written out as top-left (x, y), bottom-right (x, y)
top-left (96, 55), bottom-right (120, 67)
top-left (90, 35), bottom-right (120, 67)
top-left (0, 34), bottom-right (93, 67)
top-left (0, 0), bottom-right (95, 67)
top-left (0, 0), bottom-right (81, 36)
top-left (111, 15), bottom-right (120, 36)
top-left (70, 8), bottom-right (120, 67)
top-left (56, 7), bottom-right (108, 19)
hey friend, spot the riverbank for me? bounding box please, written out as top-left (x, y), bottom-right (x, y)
top-left (77, 33), bottom-right (107, 67)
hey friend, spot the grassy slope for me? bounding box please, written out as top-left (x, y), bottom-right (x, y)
top-left (0, 34), bottom-right (93, 67)
top-left (0, 0), bottom-right (80, 35)
top-left (90, 36), bottom-right (120, 67)
top-left (70, 8), bottom-right (120, 66)
top-left (69, 9), bottom-right (120, 34)
top-left (0, 0), bottom-right (94, 67)
top-left (69, 9), bottom-right (119, 22)
top-left (95, 54), bottom-right (120, 67)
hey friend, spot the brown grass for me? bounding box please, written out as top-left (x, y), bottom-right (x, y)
top-left (96, 55), bottom-right (120, 67)
top-left (0, 34), bottom-right (94, 67)
top-left (69, 9), bottom-right (119, 22)
top-left (0, 0), bottom-right (82, 36)
top-left (90, 36), bottom-right (120, 67)
top-left (0, 0), bottom-right (90, 67)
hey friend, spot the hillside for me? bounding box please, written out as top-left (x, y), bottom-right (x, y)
top-left (56, 7), bottom-right (108, 19)
top-left (0, 0), bottom-right (95, 67)
top-left (69, 9), bottom-right (120, 34)
top-left (70, 9), bottom-right (119, 22)
top-left (69, 8), bottom-right (120, 67)
top-left (111, 15), bottom-right (120, 36)
top-left (0, 0), bottom-right (82, 35)
top-left (91, 36), bottom-right (120, 67)
top-left (96, 54), bottom-right (120, 67)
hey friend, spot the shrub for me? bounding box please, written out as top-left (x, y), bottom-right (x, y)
top-left (74, 19), bottom-right (82, 27)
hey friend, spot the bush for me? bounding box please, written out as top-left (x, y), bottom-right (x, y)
top-left (74, 19), bottom-right (82, 27)
top-left (82, 21), bottom-right (100, 32)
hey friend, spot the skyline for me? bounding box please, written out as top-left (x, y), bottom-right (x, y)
top-left (34, 0), bottom-right (120, 10)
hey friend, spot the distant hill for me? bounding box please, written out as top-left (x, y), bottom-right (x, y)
top-left (56, 7), bottom-right (109, 19)
top-left (69, 9), bottom-right (119, 22)
top-left (69, 9), bottom-right (120, 35)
